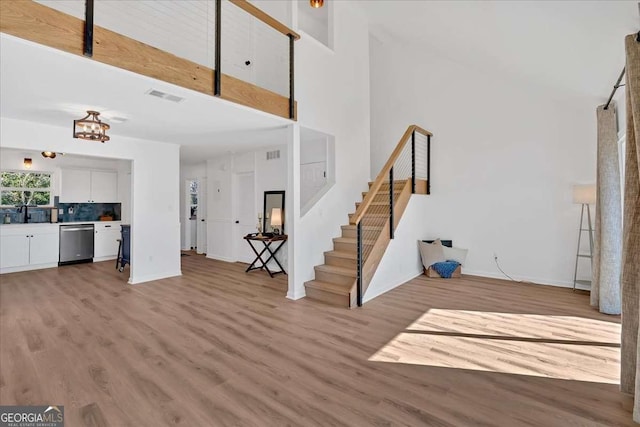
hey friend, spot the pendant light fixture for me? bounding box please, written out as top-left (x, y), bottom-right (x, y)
top-left (73, 110), bottom-right (110, 142)
top-left (23, 158), bottom-right (33, 169)
top-left (310, 0), bottom-right (324, 8)
top-left (41, 151), bottom-right (57, 159)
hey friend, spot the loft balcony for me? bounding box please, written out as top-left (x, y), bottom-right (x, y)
top-left (0, 0), bottom-right (298, 120)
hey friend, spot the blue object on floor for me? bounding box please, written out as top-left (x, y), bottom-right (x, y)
top-left (432, 260), bottom-right (460, 278)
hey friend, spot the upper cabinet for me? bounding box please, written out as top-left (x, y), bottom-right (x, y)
top-left (60, 169), bottom-right (91, 202)
top-left (60, 169), bottom-right (118, 203)
top-left (90, 171), bottom-right (118, 202)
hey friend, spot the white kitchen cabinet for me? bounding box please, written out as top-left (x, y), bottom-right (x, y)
top-left (29, 231), bottom-right (60, 265)
top-left (60, 169), bottom-right (91, 202)
top-left (91, 171), bottom-right (118, 203)
top-left (0, 225), bottom-right (60, 272)
top-left (94, 223), bottom-right (121, 259)
top-left (60, 169), bottom-right (118, 203)
top-left (0, 234), bottom-right (30, 268)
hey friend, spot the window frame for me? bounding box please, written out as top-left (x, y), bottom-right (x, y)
top-left (0, 169), bottom-right (54, 207)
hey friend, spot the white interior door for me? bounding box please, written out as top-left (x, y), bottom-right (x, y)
top-left (196, 178), bottom-right (207, 254)
top-left (233, 172), bottom-right (256, 263)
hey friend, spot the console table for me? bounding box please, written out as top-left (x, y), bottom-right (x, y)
top-left (243, 233), bottom-right (288, 277)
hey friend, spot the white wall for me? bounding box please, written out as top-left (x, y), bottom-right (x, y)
top-left (287, 1), bottom-right (371, 299)
top-left (370, 36), bottom-right (597, 287)
top-left (297, 0), bottom-right (331, 49)
top-left (1, 117), bottom-right (181, 284)
top-left (206, 145), bottom-right (288, 266)
top-left (365, 195), bottom-right (430, 302)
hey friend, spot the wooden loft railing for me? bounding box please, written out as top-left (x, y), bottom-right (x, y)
top-left (349, 125), bottom-right (432, 306)
top-left (0, 0), bottom-right (299, 120)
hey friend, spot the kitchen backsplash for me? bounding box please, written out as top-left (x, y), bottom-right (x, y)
top-left (1, 203), bottom-right (122, 224)
top-left (1, 207), bottom-right (51, 224)
top-left (59, 203), bottom-right (121, 223)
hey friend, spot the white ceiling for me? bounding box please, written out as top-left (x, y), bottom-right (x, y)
top-left (359, 0), bottom-right (638, 102)
top-left (0, 34), bottom-right (289, 164)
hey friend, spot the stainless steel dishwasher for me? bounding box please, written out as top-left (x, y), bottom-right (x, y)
top-left (59, 224), bottom-right (95, 265)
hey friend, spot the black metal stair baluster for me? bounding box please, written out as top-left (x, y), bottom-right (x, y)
top-left (389, 167), bottom-right (394, 239)
top-left (427, 134), bottom-right (431, 195)
top-left (411, 130), bottom-right (416, 194)
top-left (289, 34), bottom-right (295, 119)
top-left (84, 0), bottom-right (94, 57)
top-left (214, 0), bottom-right (222, 96)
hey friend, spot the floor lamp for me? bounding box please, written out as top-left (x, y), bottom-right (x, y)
top-left (572, 184), bottom-right (596, 291)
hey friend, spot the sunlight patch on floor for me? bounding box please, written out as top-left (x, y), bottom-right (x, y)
top-left (369, 309), bottom-right (621, 384)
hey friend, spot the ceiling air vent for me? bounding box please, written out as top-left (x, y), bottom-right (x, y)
top-left (266, 150), bottom-right (281, 160)
top-left (146, 89), bottom-right (185, 103)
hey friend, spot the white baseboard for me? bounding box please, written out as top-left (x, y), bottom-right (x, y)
top-left (128, 270), bottom-right (182, 285)
top-left (286, 288), bottom-right (306, 300)
top-left (93, 256), bottom-right (117, 263)
top-left (206, 254), bottom-right (235, 263)
top-left (0, 262), bottom-right (58, 275)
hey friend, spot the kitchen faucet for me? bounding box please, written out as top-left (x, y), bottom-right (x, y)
top-left (15, 205), bottom-right (31, 223)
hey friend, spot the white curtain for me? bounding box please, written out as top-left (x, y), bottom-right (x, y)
top-left (591, 105), bottom-right (622, 314)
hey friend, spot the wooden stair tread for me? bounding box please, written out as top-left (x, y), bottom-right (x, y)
top-left (341, 224), bottom-right (383, 231)
top-left (356, 201), bottom-right (391, 206)
top-left (324, 250), bottom-right (357, 260)
top-left (362, 190), bottom-right (402, 196)
top-left (315, 264), bottom-right (356, 277)
top-left (368, 180), bottom-right (408, 186)
top-left (349, 212), bottom-right (390, 218)
top-left (304, 280), bottom-right (351, 295)
top-left (333, 237), bottom-right (376, 245)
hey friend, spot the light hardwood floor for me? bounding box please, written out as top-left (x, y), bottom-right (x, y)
top-left (0, 255), bottom-right (633, 426)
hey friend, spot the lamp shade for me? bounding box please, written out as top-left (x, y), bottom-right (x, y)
top-left (270, 208), bottom-right (282, 227)
top-left (572, 184), bottom-right (596, 204)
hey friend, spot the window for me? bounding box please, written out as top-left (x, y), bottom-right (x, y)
top-left (1, 171), bottom-right (52, 206)
top-left (189, 180), bottom-right (198, 219)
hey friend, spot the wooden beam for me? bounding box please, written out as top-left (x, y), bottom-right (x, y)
top-left (0, 0), bottom-right (84, 55)
top-left (0, 0), bottom-right (296, 121)
top-left (229, 0), bottom-right (300, 40)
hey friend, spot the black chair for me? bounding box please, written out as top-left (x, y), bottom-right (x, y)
top-left (116, 224), bottom-right (130, 272)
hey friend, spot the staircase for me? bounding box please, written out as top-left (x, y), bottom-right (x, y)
top-left (304, 125), bottom-right (432, 307)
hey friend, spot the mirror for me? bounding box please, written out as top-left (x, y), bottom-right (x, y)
top-left (263, 191), bottom-right (285, 235)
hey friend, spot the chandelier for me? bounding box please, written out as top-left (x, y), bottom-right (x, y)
top-left (73, 110), bottom-right (110, 142)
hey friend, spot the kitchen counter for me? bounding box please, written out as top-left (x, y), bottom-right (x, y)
top-left (1, 222), bottom-right (61, 228)
top-left (1, 220), bottom-right (122, 226)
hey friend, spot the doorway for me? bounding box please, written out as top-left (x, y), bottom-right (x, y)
top-left (185, 178), bottom-right (207, 254)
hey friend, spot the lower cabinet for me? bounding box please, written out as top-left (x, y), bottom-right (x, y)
top-left (0, 234), bottom-right (30, 268)
top-left (94, 223), bottom-right (121, 259)
top-left (0, 225), bottom-right (59, 271)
